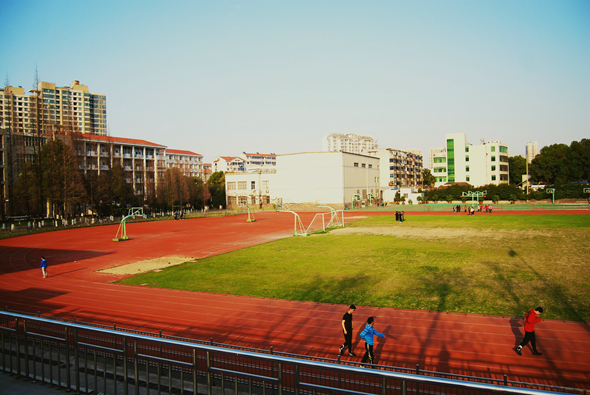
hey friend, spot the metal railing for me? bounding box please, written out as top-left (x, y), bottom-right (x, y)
top-left (0, 311), bottom-right (583, 395)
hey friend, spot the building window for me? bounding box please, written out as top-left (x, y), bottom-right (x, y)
top-left (466, 166), bottom-right (470, 172)
top-left (354, 162), bottom-right (359, 167)
top-left (491, 166), bottom-right (496, 171)
top-left (227, 182), bottom-right (236, 191)
top-left (492, 175), bottom-right (496, 181)
top-left (368, 164), bottom-right (372, 168)
top-left (465, 147), bottom-right (469, 152)
top-left (466, 156), bottom-right (469, 162)
top-left (434, 157), bottom-right (446, 163)
top-left (262, 180), bottom-right (269, 190)
top-left (238, 181), bottom-right (247, 190)
top-left (251, 181), bottom-right (256, 190)
top-left (466, 176), bottom-right (470, 182)
top-left (491, 146), bottom-right (496, 152)
top-left (446, 139), bottom-right (455, 182)
top-left (491, 156), bottom-right (496, 162)
top-left (238, 196), bottom-right (248, 205)
top-left (362, 163), bottom-right (366, 168)
top-left (500, 146), bottom-right (508, 153)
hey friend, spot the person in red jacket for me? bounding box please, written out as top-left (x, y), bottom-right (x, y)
top-left (516, 307), bottom-right (544, 355)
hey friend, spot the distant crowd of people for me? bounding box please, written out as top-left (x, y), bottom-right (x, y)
top-left (453, 204), bottom-right (494, 215)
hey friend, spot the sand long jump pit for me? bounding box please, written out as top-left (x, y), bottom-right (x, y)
top-left (98, 256), bottom-right (196, 275)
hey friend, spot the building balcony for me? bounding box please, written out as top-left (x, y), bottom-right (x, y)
top-left (123, 153), bottom-right (132, 158)
top-left (124, 166), bottom-right (132, 171)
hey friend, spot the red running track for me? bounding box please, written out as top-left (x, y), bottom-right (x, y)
top-left (1, 210), bottom-right (589, 389)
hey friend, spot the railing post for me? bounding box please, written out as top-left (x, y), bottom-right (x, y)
top-left (15, 318), bottom-right (20, 376)
top-left (123, 336), bottom-right (129, 395)
top-left (206, 351), bottom-right (212, 395)
top-left (504, 374), bottom-right (508, 386)
top-left (23, 319), bottom-right (29, 379)
top-left (193, 348), bottom-right (198, 395)
top-left (402, 380), bottom-right (407, 395)
top-left (278, 362), bottom-right (282, 395)
top-left (133, 339), bottom-right (139, 395)
top-left (381, 377), bottom-right (387, 395)
top-left (294, 364), bottom-right (299, 395)
top-left (74, 327), bottom-right (80, 393)
top-left (65, 326), bottom-right (71, 390)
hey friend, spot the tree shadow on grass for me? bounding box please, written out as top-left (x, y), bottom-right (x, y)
top-left (507, 248), bottom-right (588, 325)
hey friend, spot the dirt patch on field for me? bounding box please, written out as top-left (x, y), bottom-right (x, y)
top-left (98, 256), bottom-right (195, 275)
top-left (331, 226), bottom-right (551, 240)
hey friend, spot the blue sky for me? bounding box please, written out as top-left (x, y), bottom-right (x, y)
top-left (1, 1), bottom-right (588, 165)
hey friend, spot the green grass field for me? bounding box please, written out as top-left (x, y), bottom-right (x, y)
top-left (117, 214), bottom-right (590, 322)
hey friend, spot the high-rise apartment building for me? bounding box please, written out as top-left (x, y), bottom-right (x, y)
top-left (327, 133), bottom-right (376, 154)
top-left (363, 148), bottom-right (423, 189)
top-left (0, 80), bottom-right (107, 135)
top-left (525, 141), bottom-right (538, 164)
top-left (431, 133), bottom-right (509, 188)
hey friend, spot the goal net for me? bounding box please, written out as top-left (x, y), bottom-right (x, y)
top-left (305, 210), bottom-right (345, 234)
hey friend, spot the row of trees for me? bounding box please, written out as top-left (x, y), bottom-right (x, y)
top-left (421, 139), bottom-right (590, 201)
top-left (510, 139), bottom-right (590, 186)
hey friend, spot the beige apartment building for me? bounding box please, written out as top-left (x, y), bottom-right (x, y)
top-left (165, 149), bottom-right (203, 178)
top-left (1, 80), bottom-right (107, 136)
top-left (64, 133), bottom-right (167, 198)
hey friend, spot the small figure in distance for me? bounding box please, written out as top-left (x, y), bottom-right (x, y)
top-left (516, 307), bottom-right (544, 356)
top-left (339, 305), bottom-right (356, 357)
top-left (40, 256), bottom-right (48, 278)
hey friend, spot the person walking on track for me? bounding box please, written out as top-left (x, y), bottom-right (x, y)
top-left (40, 256), bottom-right (48, 278)
top-left (516, 307), bottom-right (544, 356)
top-left (339, 305), bottom-right (356, 356)
top-left (360, 316), bottom-right (385, 366)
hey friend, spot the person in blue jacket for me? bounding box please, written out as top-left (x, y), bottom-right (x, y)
top-left (360, 316), bottom-right (385, 365)
top-left (40, 256), bottom-right (48, 278)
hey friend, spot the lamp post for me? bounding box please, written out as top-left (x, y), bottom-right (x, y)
top-left (546, 188), bottom-right (555, 205)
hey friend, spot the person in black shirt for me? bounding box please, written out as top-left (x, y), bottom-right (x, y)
top-left (339, 305), bottom-right (356, 356)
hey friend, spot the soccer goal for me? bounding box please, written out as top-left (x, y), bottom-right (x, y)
top-left (305, 210), bottom-right (345, 234)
